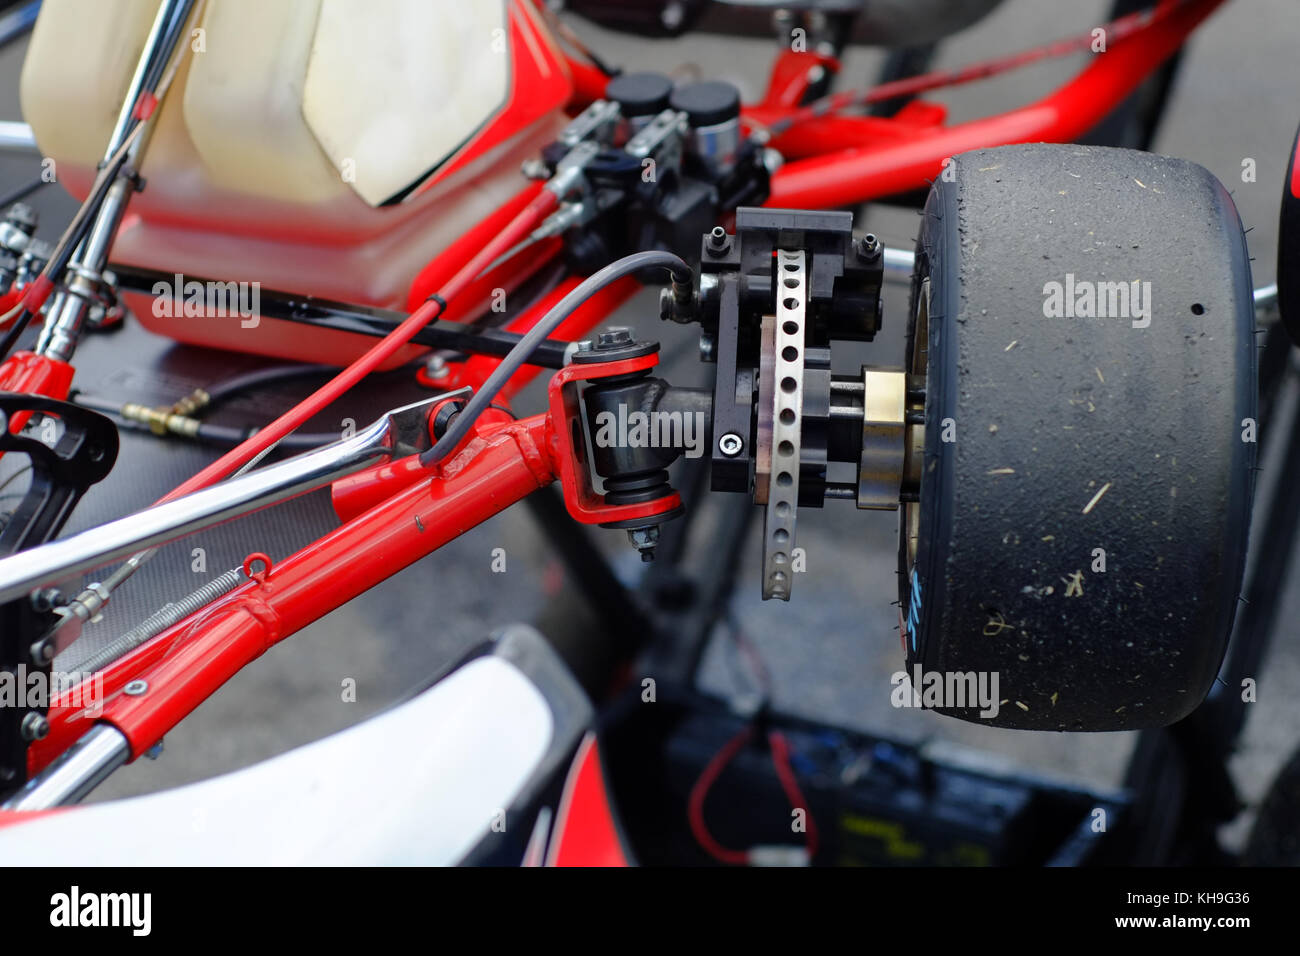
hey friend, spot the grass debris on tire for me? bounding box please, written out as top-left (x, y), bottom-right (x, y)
top-left (900, 143), bottom-right (1257, 731)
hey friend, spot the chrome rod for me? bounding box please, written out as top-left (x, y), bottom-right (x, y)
top-left (105, 0), bottom-right (198, 165)
top-left (883, 245), bottom-right (914, 285)
top-left (36, 0), bottom-right (199, 363)
top-left (0, 394), bottom-right (461, 605)
top-left (0, 121), bottom-right (37, 153)
top-left (1255, 282), bottom-right (1279, 326)
top-left (882, 247), bottom-right (1282, 328)
top-left (1, 725), bottom-right (130, 810)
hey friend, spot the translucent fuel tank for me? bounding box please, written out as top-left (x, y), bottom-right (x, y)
top-left (20, 0), bottom-right (572, 366)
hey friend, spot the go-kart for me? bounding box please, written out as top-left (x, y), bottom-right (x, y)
top-left (0, 0), bottom-right (1293, 867)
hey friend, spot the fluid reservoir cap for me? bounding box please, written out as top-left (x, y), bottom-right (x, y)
top-left (670, 81), bottom-right (741, 128)
top-left (606, 71), bottom-right (674, 118)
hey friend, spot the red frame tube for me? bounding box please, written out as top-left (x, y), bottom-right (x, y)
top-left (34, 414), bottom-right (556, 765)
top-left (764, 0), bottom-right (1224, 208)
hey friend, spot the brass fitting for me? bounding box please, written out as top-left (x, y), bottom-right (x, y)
top-left (170, 387), bottom-right (211, 417)
top-left (121, 403), bottom-right (202, 438)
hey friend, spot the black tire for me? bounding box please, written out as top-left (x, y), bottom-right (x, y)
top-left (900, 143), bottom-right (1257, 731)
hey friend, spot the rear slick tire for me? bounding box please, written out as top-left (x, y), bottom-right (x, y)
top-left (899, 143), bottom-right (1257, 731)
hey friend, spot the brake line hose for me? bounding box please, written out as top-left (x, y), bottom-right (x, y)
top-left (419, 249), bottom-right (691, 467)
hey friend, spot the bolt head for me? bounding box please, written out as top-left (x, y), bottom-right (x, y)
top-left (30, 588), bottom-right (62, 613)
top-left (20, 713), bottom-right (49, 742)
top-left (718, 432), bottom-right (744, 457)
top-left (597, 327), bottom-right (633, 349)
top-left (124, 680), bottom-right (149, 696)
top-left (627, 526), bottom-right (660, 561)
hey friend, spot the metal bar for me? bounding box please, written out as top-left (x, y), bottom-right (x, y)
top-left (34, 416), bottom-right (555, 763)
top-left (0, 121), bottom-right (37, 153)
top-left (0, 395), bottom-right (459, 604)
top-left (35, 0), bottom-right (199, 363)
top-left (876, 249), bottom-right (1277, 322)
top-left (105, 0), bottom-right (197, 165)
top-left (1, 725), bottom-right (129, 810)
top-left (1254, 282), bottom-right (1278, 326)
top-left (883, 246), bottom-right (914, 285)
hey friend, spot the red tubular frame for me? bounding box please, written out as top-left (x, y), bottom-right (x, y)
top-left (9, 0), bottom-right (1229, 785)
top-left (34, 414), bottom-right (557, 765)
top-left (763, 0), bottom-right (1224, 208)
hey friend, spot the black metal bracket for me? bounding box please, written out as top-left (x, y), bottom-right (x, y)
top-left (0, 392), bottom-right (118, 797)
top-left (108, 265), bottom-right (574, 369)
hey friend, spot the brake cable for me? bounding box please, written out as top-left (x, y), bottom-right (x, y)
top-left (0, 0), bottom-right (204, 360)
top-left (420, 248), bottom-right (690, 467)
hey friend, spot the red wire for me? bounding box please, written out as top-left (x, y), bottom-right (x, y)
top-left (153, 189), bottom-right (560, 506)
top-left (687, 724), bottom-right (821, 865)
top-left (687, 725), bottom-right (754, 866)
top-left (769, 730), bottom-right (819, 860)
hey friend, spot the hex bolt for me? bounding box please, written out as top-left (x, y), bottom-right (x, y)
top-left (425, 354), bottom-right (450, 380)
top-left (627, 526), bottom-right (660, 562)
top-left (20, 712), bottom-right (49, 742)
top-left (30, 639), bottom-right (54, 665)
top-left (575, 339), bottom-right (594, 353)
top-left (597, 327), bottom-right (633, 350)
top-left (124, 679), bottom-right (149, 696)
top-left (718, 432), bottom-right (744, 457)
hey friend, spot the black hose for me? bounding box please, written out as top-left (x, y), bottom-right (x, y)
top-left (191, 421), bottom-right (336, 451)
top-left (418, 250), bottom-right (691, 467)
top-left (201, 363), bottom-right (339, 408)
top-left (70, 393), bottom-right (337, 452)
